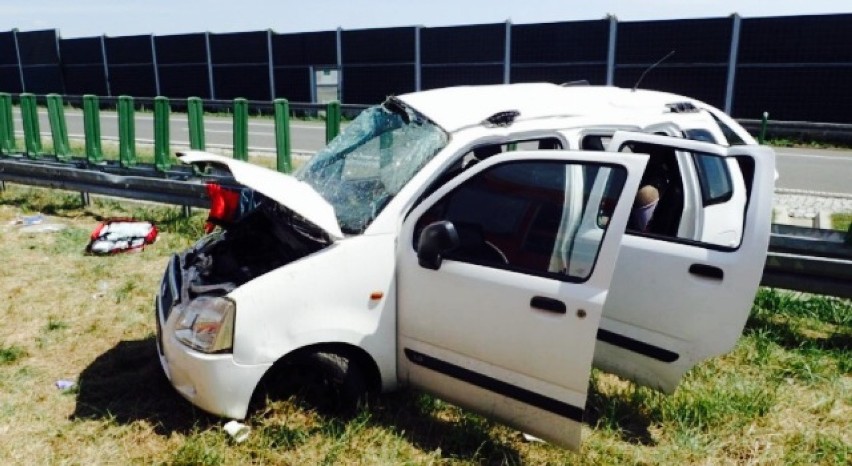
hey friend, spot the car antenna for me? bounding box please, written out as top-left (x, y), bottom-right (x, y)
top-left (632, 50), bottom-right (675, 92)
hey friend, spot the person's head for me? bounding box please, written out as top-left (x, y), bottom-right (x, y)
top-left (635, 184), bottom-right (660, 208)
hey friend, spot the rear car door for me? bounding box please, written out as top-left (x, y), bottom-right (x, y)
top-left (594, 132), bottom-right (775, 392)
top-left (397, 150), bottom-right (647, 450)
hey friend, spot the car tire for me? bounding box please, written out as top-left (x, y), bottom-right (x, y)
top-left (280, 351), bottom-right (369, 414)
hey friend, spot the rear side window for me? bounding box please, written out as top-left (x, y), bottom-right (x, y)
top-left (693, 153), bottom-right (733, 206)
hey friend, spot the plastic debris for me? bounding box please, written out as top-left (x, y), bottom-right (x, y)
top-left (9, 213), bottom-right (65, 233)
top-left (55, 379), bottom-right (76, 390)
top-left (86, 219), bottom-right (158, 254)
top-left (522, 433), bottom-right (544, 443)
top-left (223, 420), bottom-right (250, 443)
top-left (10, 214), bottom-right (44, 226)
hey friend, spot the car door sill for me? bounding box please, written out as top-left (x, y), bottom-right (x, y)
top-left (596, 329), bottom-right (680, 362)
top-left (404, 348), bottom-right (585, 422)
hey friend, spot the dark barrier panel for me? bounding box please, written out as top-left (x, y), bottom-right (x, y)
top-left (274, 67), bottom-right (311, 102)
top-left (511, 65), bottom-right (607, 85)
top-left (106, 35), bottom-right (156, 96)
top-left (0, 32), bottom-right (22, 93)
top-left (210, 31), bottom-right (268, 64)
top-left (22, 68), bottom-right (64, 94)
top-left (210, 31), bottom-right (270, 100)
top-left (342, 27), bottom-right (415, 64)
top-left (422, 24), bottom-right (505, 64)
top-left (511, 20), bottom-right (609, 85)
top-left (615, 66), bottom-right (728, 108)
top-left (213, 64), bottom-right (270, 100)
top-left (739, 14), bottom-right (852, 64)
top-left (155, 33), bottom-right (209, 99)
top-left (615, 18), bottom-right (731, 108)
top-left (617, 18), bottom-right (732, 64)
top-left (157, 65), bottom-right (210, 99)
top-left (155, 33), bottom-right (207, 64)
top-left (422, 64), bottom-right (504, 90)
top-left (17, 29), bottom-right (63, 93)
top-left (60, 37), bottom-right (107, 96)
top-left (342, 65), bottom-right (414, 104)
top-left (273, 31), bottom-right (337, 66)
top-left (512, 20), bottom-right (609, 65)
top-left (272, 31), bottom-right (337, 102)
top-left (734, 15), bottom-right (852, 122)
top-left (734, 67), bottom-right (852, 123)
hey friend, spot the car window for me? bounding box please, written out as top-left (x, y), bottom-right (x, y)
top-left (692, 153), bottom-right (733, 206)
top-left (414, 160), bottom-right (626, 282)
top-left (618, 141), bottom-right (744, 249)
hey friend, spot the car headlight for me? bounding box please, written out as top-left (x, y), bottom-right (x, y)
top-left (174, 297), bottom-right (235, 353)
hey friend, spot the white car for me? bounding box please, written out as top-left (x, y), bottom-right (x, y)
top-left (155, 83), bottom-right (775, 450)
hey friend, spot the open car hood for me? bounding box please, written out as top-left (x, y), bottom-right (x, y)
top-left (179, 151), bottom-right (344, 240)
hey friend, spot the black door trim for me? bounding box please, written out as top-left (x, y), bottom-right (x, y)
top-left (404, 348), bottom-right (584, 423)
top-left (596, 329), bottom-right (680, 362)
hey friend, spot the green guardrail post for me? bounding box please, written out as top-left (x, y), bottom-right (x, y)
top-left (233, 98), bottom-right (248, 161)
top-left (20, 93), bottom-right (42, 158)
top-left (273, 98), bottom-right (292, 173)
top-left (46, 94), bottom-right (70, 160)
top-left (0, 93), bottom-right (15, 154)
top-left (118, 96), bottom-right (137, 167)
top-left (154, 96), bottom-right (171, 172)
top-left (759, 111), bottom-right (769, 145)
top-left (83, 95), bottom-right (103, 164)
top-left (326, 100), bottom-right (341, 143)
top-left (187, 97), bottom-right (205, 151)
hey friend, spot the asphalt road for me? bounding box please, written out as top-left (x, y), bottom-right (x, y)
top-left (13, 108), bottom-right (852, 195)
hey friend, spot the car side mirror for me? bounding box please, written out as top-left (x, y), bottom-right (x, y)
top-left (417, 221), bottom-right (460, 270)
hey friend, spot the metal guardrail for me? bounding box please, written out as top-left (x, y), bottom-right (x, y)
top-left (1, 155), bottom-right (850, 300)
top-left (738, 118), bottom-right (852, 146)
top-left (762, 224), bottom-right (852, 299)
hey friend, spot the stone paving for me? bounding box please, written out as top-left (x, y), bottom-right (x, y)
top-left (773, 189), bottom-right (852, 228)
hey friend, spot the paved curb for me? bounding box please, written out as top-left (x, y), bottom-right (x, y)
top-left (775, 188), bottom-right (852, 200)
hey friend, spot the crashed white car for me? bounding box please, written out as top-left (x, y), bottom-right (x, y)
top-left (155, 83), bottom-right (774, 450)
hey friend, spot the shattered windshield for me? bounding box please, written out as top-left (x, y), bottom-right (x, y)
top-left (295, 100), bottom-right (448, 234)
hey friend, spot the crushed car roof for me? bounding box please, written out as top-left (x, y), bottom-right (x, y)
top-left (397, 83), bottom-right (706, 133)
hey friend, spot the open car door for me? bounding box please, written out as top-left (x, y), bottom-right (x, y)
top-left (397, 150), bottom-right (647, 450)
top-left (594, 132), bottom-right (775, 392)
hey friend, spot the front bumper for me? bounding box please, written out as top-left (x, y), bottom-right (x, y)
top-left (155, 255), bottom-right (270, 419)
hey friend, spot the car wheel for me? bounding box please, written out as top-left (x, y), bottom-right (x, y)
top-left (282, 351), bottom-right (369, 414)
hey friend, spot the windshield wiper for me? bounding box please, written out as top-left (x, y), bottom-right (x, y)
top-left (382, 97), bottom-right (411, 124)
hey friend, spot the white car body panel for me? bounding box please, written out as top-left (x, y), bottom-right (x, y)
top-left (397, 150), bottom-right (647, 449)
top-left (155, 83), bottom-right (776, 451)
top-left (596, 132), bottom-right (774, 391)
top-left (179, 151), bottom-right (344, 239)
top-left (228, 233), bottom-right (399, 389)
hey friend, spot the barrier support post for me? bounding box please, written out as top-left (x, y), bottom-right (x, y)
top-left (274, 98), bottom-right (292, 173)
top-left (188, 97), bottom-right (205, 150)
top-left (154, 96), bottom-right (171, 172)
top-left (83, 94), bottom-right (103, 164)
top-left (233, 98), bottom-right (248, 161)
top-left (0, 93), bottom-right (17, 154)
top-left (325, 100), bottom-right (340, 143)
top-left (20, 93), bottom-right (42, 158)
top-left (118, 95), bottom-right (137, 167)
top-left (46, 94), bottom-right (70, 160)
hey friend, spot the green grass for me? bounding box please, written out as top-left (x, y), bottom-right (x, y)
top-left (833, 212), bottom-right (852, 234)
top-left (0, 184), bottom-right (849, 464)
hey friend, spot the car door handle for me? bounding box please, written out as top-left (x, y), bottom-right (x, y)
top-left (689, 264), bottom-right (724, 281)
top-left (530, 296), bottom-right (567, 314)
